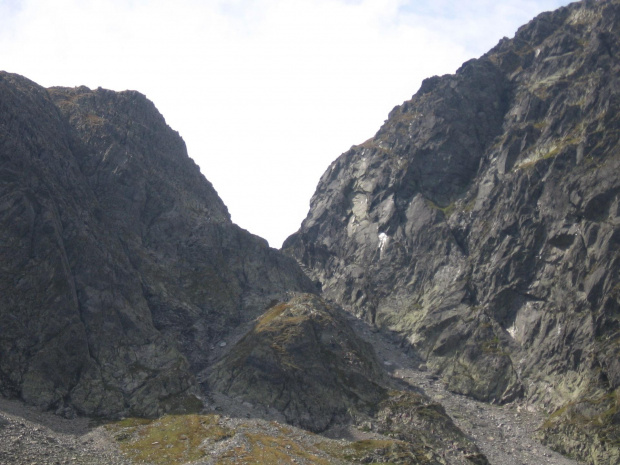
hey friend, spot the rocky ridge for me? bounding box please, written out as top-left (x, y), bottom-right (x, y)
top-left (0, 71), bottom-right (315, 420)
top-left (0, 72), bottom-right (486, 464)
top-left (2, 1), bottom-right (619, 463)
top-left (208, 294), bottom-right (388, 433)
top-left (284, 0), bottom-right (620, 462)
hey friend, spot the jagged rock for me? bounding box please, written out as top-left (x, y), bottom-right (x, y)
top-left (0, 72), bottom-right (315, 418)
top-left (0, 70), bottom-right (487, 465)
top-left (208, 294), bottom-right (388, 432)
top-left (372, 391), bottom-right (488, 465)
top-left (538, 388), bottom-right (620, 465)
top-left (284, 0), bottom-right (620, 462)
top-left (208, 293), bottom-right (487, 463)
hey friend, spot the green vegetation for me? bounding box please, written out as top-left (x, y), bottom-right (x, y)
top-left (317, 438), bottom-right (432, 465)
top-left (255, 302), bottom-right (289, 332)
top-left (107, 414), bottom-right (233, 464)
top-left (540, 388), bottom-right (620, 460)
top-left (220, 432), bottom-right (333, 465)
top-left (110, 413), bottom-right (432, 465)
top-left (425, 199), bottom-right (456, 218)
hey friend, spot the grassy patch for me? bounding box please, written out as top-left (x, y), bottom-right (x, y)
top-left (255, 302), bottom-right (289, 332)
top-left (317, 438), bottom-right (429, 464)
top-left (107, 414), bottom-right (232, 465)
top-left (425, 199), bottom-right (456, 217)
top-left (222, 432), bottom-right (332, 465)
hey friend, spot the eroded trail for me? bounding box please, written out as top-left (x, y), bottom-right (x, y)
top-left (349, 315), bottom-right (584, 465)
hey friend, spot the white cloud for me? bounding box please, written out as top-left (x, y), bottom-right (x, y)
top-left (1, 0), bottom-right (571, 247)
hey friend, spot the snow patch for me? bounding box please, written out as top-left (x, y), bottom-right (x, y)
top-left (378, 232), bottom-right (389, 250)
top-left (507, 324), bottom-right (517, 339)
top-left (378, 232), bottom-right (389, 258)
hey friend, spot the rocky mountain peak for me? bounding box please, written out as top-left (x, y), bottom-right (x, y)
top-left (1, 1), bottom-right (619, 463)
top-left (0, 71), bottom-right (315, 419)
top-left (285, 0), bottom-right (620, 462)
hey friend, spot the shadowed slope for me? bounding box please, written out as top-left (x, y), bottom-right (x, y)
top-left (0, 72), bottom-right (315, 418)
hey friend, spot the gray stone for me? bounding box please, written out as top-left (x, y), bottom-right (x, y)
top-left (284, 1), bottom-right (620, 463)
top-left (208, 294), bottom-right (388, 432)
top-left (0, 72), bottom-right (315, 418)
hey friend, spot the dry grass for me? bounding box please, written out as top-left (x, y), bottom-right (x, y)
top-left (107, 414), bottom-right (232, 464)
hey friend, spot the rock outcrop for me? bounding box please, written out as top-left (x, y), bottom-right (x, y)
top-left (208, 294), bottom-right (388, 432)
top-left (0, 72), bottom-right (315, 418)
top-left (284, 0), bottom-right (620, 462)
top-left (209, 293), bottom-right (487, 464)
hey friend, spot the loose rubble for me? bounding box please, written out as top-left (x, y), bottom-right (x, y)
top-left (0, 397), bottom-right (130, 465)
top-left (348, 312), bottom-right (585, 465)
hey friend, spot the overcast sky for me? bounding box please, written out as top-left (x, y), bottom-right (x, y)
top-left (1, 0), bottom-right (573, 247)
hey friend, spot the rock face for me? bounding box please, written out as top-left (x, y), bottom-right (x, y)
top-left (208, 293), bottom-right (487, 464)
top-left (208, 294), bottom-right (388, 432)
top-left (0, 70), bottom-right (486, 465)
top-left (285, 0), bottom-right (620, 462)
top-left (0, 72), bottom-right (315, 418)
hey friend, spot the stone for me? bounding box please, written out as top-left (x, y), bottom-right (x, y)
top-left (0, 72), bottom-right (315, 418)
top-left (284, 1), bottom-right (620, 462)
top-left (208, 293), bottom-right (488, 461)
top-left (208, 294), bottom-right (388, 432)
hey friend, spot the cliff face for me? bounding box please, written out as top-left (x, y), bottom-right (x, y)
top-left (285, 0), bottom-right (620, 461)
top-left (0, 73), bottom-right (487, 464)
top-left (0, 72), bottom-right (315, 418)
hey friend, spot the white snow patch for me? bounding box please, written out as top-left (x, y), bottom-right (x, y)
top-left (378, 232), bottom-right (389, 249)
top-left (378, 232), bottom-right (389, 259)
top-left (507, 324), bottom-right (517, 339)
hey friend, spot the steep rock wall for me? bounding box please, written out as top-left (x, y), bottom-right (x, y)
top-left (285, 1), bottom-right (620, 461)
top-left (0, 72), bottom-right (315, 418)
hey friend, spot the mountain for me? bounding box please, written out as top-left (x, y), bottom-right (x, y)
top-left (2, 1), bottom-right (620, 463)
top-left (0, 72), bottom-right (488, 464)
top-left (0, 71), bottom-right (316, 419)
top-left (208, 293), bottom-right (388, 432)
top-left (284, 0), bottom-right (620, 462)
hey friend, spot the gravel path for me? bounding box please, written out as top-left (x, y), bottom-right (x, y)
top-left (348, 315), bottom-right (585, 465)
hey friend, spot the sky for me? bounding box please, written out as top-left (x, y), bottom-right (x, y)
top-left (1, 0), bottom-right (574, 247)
